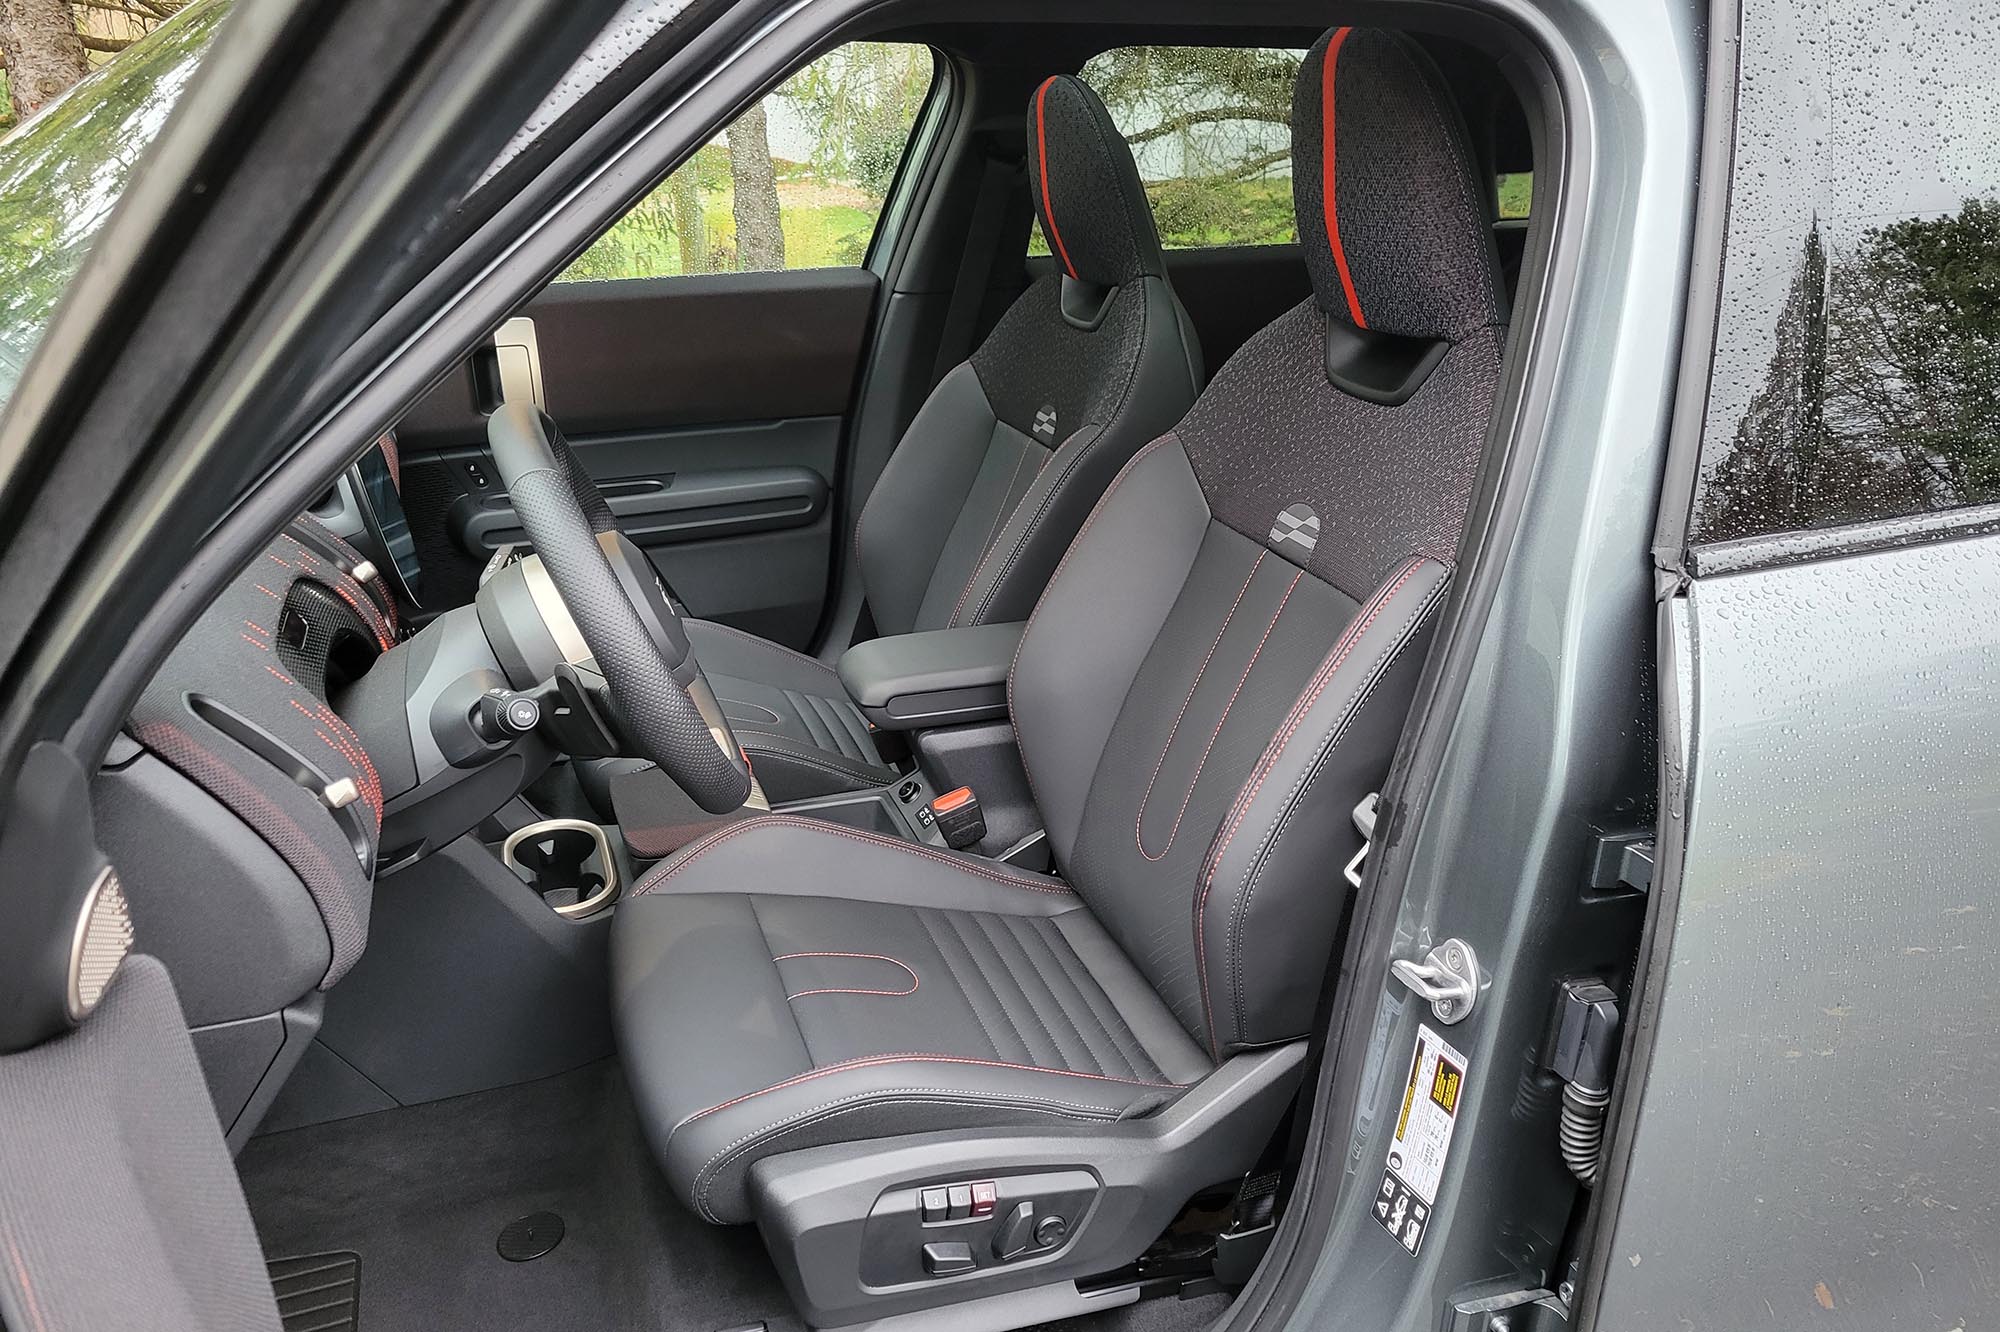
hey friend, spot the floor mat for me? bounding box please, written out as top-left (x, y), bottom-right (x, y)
top-left (237, 1061), bottom-right (787, 1331)
top-left (237, 1060), bottom-right (1230, 1332)
top-left (268, 1251), bottom-right (361, 1332)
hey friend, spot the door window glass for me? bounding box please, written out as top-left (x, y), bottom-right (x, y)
top-left (561, 42), bottom-right (935, 281)
top-left (1686, 0), bottom-right (2000, 543)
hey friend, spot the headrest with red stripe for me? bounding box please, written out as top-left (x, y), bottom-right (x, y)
top-left (1292, 28), bottom-right (1504, 343)
top-left (1025, 75), bottom-right (1165, 287)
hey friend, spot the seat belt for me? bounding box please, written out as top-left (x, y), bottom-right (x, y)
top-left (930, 151), bottom-right (1022, 385)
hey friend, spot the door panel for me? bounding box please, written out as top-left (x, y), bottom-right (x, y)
top-left (1601, 537), bottom-right (2000, 1327)
top-left (397, 268), bottom-right (877, 646)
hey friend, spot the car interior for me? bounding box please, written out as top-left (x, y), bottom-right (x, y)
top-left (43, 10), bottom-right (1546, 1332)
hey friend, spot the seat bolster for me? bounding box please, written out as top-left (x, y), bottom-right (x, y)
top-left (1195, 556), bottom-right (1452, 1056)
top-left (1010, 436), bottom-right (1211, 862)
top-left (854, 365), bottom-right (1005, 637)
top-left (685, 617), bottom-right (842, 694)
top-left (685, 619), bottom-right (896, 801)
top-left (630, 814), bottom-right (1080, 917)
top-left (955, 277), bottom-right (1203, 629)
top-left (672, 1054), bottom-right (1175, 1223)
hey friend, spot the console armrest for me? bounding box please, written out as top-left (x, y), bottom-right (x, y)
top-left (836, 623), bottom-right (1026, 732)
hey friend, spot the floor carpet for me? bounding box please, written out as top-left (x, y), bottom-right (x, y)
top-left (236, 1061), bottom-right (1233, 1332)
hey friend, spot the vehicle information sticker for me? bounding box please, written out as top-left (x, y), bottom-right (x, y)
top-left (1371, 1023), bottom-right (1467, 1255)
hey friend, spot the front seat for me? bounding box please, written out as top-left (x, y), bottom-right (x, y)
top-left (684, 74), bottom-right (1203, 802)
top-left (613, 21), bottom-right (1506, 1272)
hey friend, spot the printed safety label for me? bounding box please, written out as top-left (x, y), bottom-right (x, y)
top-left (1371, 1023), bottom-right (1467, 1255)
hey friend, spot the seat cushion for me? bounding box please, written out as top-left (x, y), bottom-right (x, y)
top-left (685, 618), bottom-right (896, 802)
top-left (610, 816), bottom-right (1210, 1223)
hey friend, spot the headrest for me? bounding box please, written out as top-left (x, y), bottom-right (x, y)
top-left (1292, 29), bottom-right (1504, 343)
top-left (1026, 75), bottom-right (1165, 287)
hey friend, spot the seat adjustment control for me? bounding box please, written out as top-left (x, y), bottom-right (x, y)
top-left (992, 1200), bottom-right (1036, 1261)
top-left (922, 1241), bottom-right (975, 1277)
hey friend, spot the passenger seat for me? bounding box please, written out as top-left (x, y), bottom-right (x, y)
top-left (684, 74), bottom-right (1203, 802)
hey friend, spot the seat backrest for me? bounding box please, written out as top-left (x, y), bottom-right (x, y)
top-left (856, 76), bottom-right (1203, 637)
top-left (1010, 29), bottom-right (1508, 1059)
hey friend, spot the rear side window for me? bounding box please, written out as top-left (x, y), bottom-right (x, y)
top-left (1031, 45), bottom-right (1304, 253)
top-left (561, 42), bottom-right (935, 281)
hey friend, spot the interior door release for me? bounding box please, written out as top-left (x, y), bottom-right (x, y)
top-left (1389, 938), bottom-right (1479, 1025)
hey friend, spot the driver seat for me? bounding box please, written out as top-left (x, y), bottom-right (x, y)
top-left (612, 25), bottom-right (1507, 1302)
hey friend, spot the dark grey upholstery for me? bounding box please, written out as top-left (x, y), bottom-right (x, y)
top-left (612, 28), bottom-right (1507, 1223)
top-left (612, 816), bottom-right (1208, 1223)
top-left (703, 76), bottom-right (1201, 799)
top-left (687, 617), bottom-right (895, 803)
top-left (0, 957), bottom-right (283, 1331)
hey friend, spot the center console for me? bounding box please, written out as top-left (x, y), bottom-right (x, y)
top-left (607, 621), bottom-right (1046, 872)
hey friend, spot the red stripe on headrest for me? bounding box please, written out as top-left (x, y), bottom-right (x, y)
top-left (1321, 28), bottom-right (1367, 328)
top-left (1035, 76), bottom-right (1079, 280)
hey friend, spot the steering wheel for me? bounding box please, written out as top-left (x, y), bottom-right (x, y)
top-left (486, 399), bottom-right (753, 814)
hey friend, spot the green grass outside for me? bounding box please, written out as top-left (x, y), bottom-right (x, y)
top-left (562, 175), bottom-right (881, 281)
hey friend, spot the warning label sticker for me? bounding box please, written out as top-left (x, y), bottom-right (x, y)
top-left (1372, 1023), bottom-right (1468, 1255)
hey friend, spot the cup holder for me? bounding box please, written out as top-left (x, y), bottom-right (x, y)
top-left (501, 819), bottom-right (619, 919)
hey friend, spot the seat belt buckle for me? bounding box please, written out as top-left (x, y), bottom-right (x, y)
top-left (929, 786), bottom-right (986, 851)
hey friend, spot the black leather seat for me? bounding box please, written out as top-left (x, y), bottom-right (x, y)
top-left (613, 28), bottom-right (1507, 1230)
top-left (689, 75), bottom-right (1203, 802)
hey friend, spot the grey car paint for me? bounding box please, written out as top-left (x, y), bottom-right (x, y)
top-left (1600, 533), bottom-right (2000, 1328)
top-left (1237, 0), bottom-right (1707, 1326)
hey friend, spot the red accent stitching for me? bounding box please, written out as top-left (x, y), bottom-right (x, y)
top-left (773, 952), bottom-right (920, 1001)
top-left (676, 1053), bottom-right (1183, 1130)
top-left (1136, 552), bottom-right (1264, 860)
top-left (240, 633), bottom-right (270, 651)
top-left (1035, 77), bottom-right (1079, 280)
top-left (1147, 569), bottom-right (1302, 861)
top-left (631, 814), bottom-right (1074, 897)
top-left (2, 1220), bottom-right (48, 1332)
top-left (1321, 28), bottom-right (1368, 328)
top-left (1194, 557), bottom-right (1427, 1055)
top-left (1008, 433), bottom-right (1177, 812)
top-left (947, 444), bottom-right (1039, 629)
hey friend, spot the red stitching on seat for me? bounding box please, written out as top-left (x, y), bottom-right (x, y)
top-left (1008, 433), bottom-right (1177, 813)
top-left (947, 444), bottom-right (1040, 629)
top-left (1136, 552), bottom-right (1263, 860)
top-left (675, 1053), bottom-right (1185, 1131)
top-left (1194, 557), bottom-right (1427, 1056)
top-left (773, 952), bottom-right (920, 1000)
top-left (631, 814), bottom-right (1074, 897)
top-left (1, 1219), bottom-right (48, 1332)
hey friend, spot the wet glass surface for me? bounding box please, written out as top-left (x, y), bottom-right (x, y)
top-left (0, 2), bottom-right (225, 411)
top-left (1688, 0), bottom-right (2000, 544)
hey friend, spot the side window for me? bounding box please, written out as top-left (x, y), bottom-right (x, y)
top-left (561, 43), bottom-right (934, 281)
top-left (1686, 0), bottom-right (2000, 543)
top-left (1497, 172), bottom-right (1532, 220)
top-left (1031, 45), bottom-right (1304, 254)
